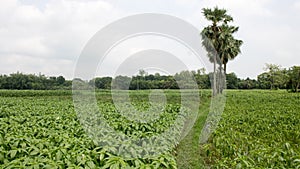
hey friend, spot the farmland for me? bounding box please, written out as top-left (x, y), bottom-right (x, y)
top-left (200, 90), bottom-right (300, 168)
top-left (0, 90), bottom-right (299, 168)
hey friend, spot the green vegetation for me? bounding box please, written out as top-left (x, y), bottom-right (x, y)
top-left (287, 66), bottom-right (300, 92)
top-left (176, 95), bottom-right (211, 169)
top-left (200, 90), bottom-right (300, 168)
top-left (0, 73), bottom-right (71, 90)
top-left (0, 90), bottom-right (298, 168)
top-left (1, 65), bottom-right (299, 92)
top-left (201, 7), bottom-right (243, 95)
top-left (0, 90), bottom-right (209, 168)
top-left (0, 4), bottom-right (298, 169)
top-left (0, 7), bottom-right (298, 167)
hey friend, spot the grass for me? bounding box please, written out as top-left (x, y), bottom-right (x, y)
top-left (175, 94), bottom-right (211, 169)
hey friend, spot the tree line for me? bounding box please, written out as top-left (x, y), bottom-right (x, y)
top-left (0, 72), bottom-right (71, 90)
top-left (0, 64), bottom-right (299, 92)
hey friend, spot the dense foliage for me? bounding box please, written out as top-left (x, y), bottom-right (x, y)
top-left (0, 90), bottom-right (298, 168)
top-left (0, 73), bottom-right (71, 90)
top-left (1, 65), bottom-right (299, 92)
top-left (201, 90), bottom-right (300, 168)
top-left (0, 90), bottom-right (195, 168)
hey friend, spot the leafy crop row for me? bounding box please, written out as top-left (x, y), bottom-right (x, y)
top-left (2, 90), bottom-right (297, 168)
top-left (201, 90), bottom-right (300, 168)
top-left (0, 91), bottom-right (188, 168)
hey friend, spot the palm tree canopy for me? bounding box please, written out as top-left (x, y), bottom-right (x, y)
top-left (219, 25), bottom-right (243, 64)
top-left (201, 7), bottom-right (242, 67)
top-left (202, 7), bottom-right (233, 26)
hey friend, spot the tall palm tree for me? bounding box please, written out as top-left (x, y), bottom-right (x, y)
top-left (201, 7), bottom-right (233, 95)
top-left (201, 7), bottom-right (242, 94)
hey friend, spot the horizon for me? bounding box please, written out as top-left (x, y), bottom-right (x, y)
top-left (1, 63), bottom-right (296, 81)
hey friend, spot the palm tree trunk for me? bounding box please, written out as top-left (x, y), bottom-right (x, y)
top-left (297, 71), bottom-right (300, 92)
top-left (224, 63), bottom-right (227, 92)
top-left (213, 54), bottom-right (217, 96)
top-left (218, 63), bottom-right (222, 94)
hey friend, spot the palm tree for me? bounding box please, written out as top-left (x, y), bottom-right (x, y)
top-left (201, 7), bottom-right (242, 94)
top-left (201, 7), bottom-right (233, 95)
top-left (219, 25), bottom-right (243, 74)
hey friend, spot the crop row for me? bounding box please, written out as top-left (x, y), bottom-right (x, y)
top-left (201, 91), bottom-right (300, 168)
top-left (0, 92), bottom-right (187, 168)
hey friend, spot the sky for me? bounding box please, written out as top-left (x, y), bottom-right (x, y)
top-left (0, 0), bottom-right (299, 79)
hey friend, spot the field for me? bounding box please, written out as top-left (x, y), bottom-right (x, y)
top-left (0, 90), bottom-right (299, 168)
top-left (201, 90), bottom-right (300, 168)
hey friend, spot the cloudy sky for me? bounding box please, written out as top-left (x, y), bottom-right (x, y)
top-left (0, 0), bottom-right (299, 79)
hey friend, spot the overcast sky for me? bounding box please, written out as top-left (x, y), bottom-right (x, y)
top-left (0, 0), bottom-right (299, 79)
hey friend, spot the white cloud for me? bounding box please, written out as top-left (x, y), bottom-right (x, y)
top-left (294, 1), bottom-right (300, 10)
top-left (0, 0), bottom-right (123, 79)
top-left (0, 0), bottom-right (299, 79)
top-left (0, 53), bottom-right (73, 77)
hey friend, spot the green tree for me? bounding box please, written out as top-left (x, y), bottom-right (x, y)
top-left (92, 77), bottom-right (112, 89)
top-left (201, 7), bottom-right (242, 95)
top-left (238, 78), bottom-right (257, 89)
top-left (287, 66), bottom-right (300, 92)
top-left (263, 64), bottom-right (287, 89)
top-left (57, 76), bottom-right (65, 85)
top-left (112, 75), bottom-right (131, 90)
top-left (174, 70), bottom-right (196, 89)
top-left (226, 72), bottom-right (238, 89)
top-left (257, 72), bottom-right (271, 89)
top-left (194, 68), bottom-right (210, 89)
